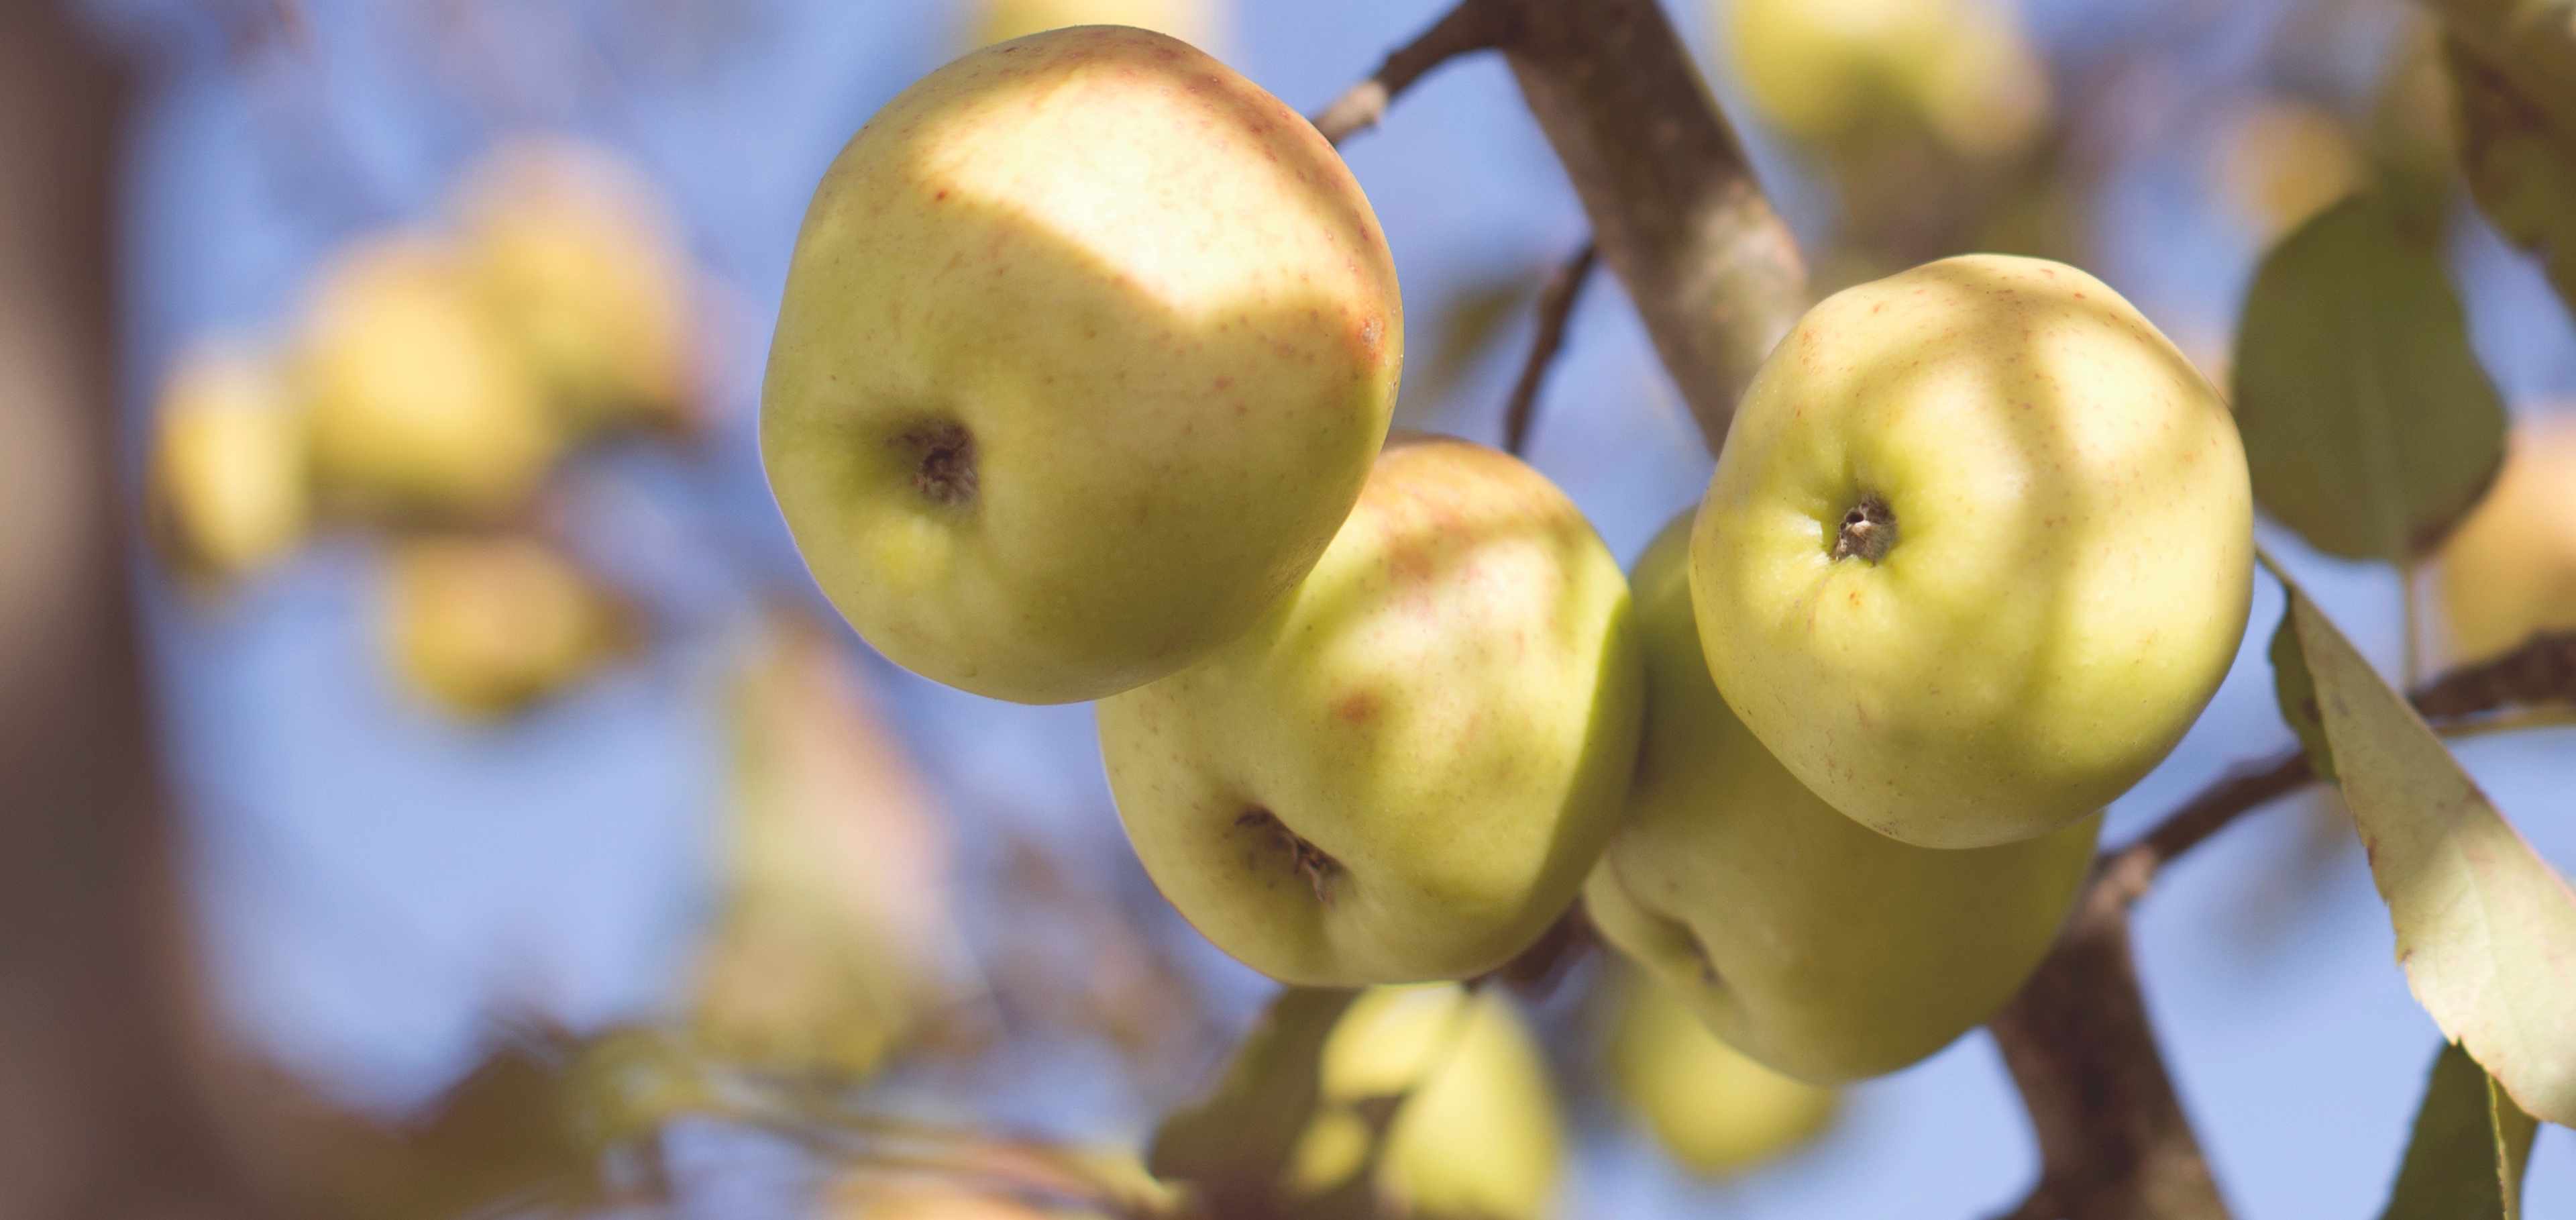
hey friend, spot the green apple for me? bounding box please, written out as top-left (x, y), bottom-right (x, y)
top-left (453, 136), bottom-right (700, 437)
top-left (1721, 0), bottom-right (2049, 157)
top-left (970, 0), bottom-right (1224, 54)
top-left (762, 26), bottom-right (1401, 704)
top-left (1693, 254), bottom-right (2251, 848)
top-left (1098, 435), bottom-right (1642, 986)
top-left (297, 234), bottom-right (561, 522)
top-left (146, 340), bottom-right (311, 584)
top-left (1591, 513), bottom-right (2100, 1082)
top-left (2436, 414), bottom-right (2576, 665)
top-left (381, 535), bottom-right (631, 720)
top-left (1604, 964), bottom-right (1835, 1176)
top-left (1287, 983), bottom-right (1562, 1220)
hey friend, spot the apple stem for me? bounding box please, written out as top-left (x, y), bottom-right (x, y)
top-left (1831, 495), bottom-right (1897, 563)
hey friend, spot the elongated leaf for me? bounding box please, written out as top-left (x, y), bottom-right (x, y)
top-left (2270, 566), bottom-right (2576, 1123)
top-left (2267, 607), bottom-right (2337, 782)
top-left (2231, 195), bottom-right (2507, 560)
top-left (2379, 1041), bottom-right (2540, 1219)
top-left (2432, 1), bottom-right (2576, 318)
top-left (1150, 987), bottom-right (1358, 1212)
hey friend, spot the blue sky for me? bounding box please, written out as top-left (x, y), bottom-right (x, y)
top-left (111, 1), bottom-right (2575, 1215)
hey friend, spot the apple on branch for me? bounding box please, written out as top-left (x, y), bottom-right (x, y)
top-left (1099, 434), bottom-right (1643, 987)
top-left (761, 26), bottom-right (1401, 704)
top-left (1691, 254), bottom-right (2253, 848)
top-left (1587, 513), bottom-right (2098, 1084)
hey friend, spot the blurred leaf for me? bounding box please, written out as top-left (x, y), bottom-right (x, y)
top-left (2434, 1), bottom-right (2576, 318)
top-left (2272, 568), bottom-right (2576, 1124)
top-left (2381, 1041), bottom-right (2541, 1219)
top-left (2231, 195), bottom-right (2508, 561)
top-left (690, 610), bottom-right (963, 1080)
top-left (2267, 602), bottom-right (2338, 783)
top-left (1403, 266), bottom-right (1542, 423)
top-left (2379, 1041), bottom-right (2540, 1219)
top-left (1150, 987), bottom-right (1358, 1216)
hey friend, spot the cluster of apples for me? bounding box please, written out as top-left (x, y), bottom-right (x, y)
top-left (762, 15), bottom-right (2256, 1141)
top-left (147, 136), bottom-right (701, 719)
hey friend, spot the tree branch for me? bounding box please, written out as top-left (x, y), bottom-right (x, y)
top-left (1499, 242), bottom-right (1596, 456)
top-left (2102, 628), bottom-right (2576, 905)
top-left (1483, 0), bottom-right (1807, 450)
top-left (1309, 1), bottom-right (1509, 146)
top-left (1992, 627), bottom-right (2576, 1218)
top-left (1988, 872), bottom-right (2230, 1220)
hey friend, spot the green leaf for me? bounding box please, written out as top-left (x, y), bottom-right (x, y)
top-left (2379, 1041), bottom-right (2541, 1219)
top-left (2433, 1), bottom-right (2576, 319)
top-left (1150, 986), bottom-right (1359, 1213)
top-left (2273, 572), bottom-right (2576, 1124)
top-left (1402, 264), bottom-right (1543, 422)
top-left (2231, 194), bottom-right (2508, 561)
top-left (2265, 599), bottom-right (2338, 782)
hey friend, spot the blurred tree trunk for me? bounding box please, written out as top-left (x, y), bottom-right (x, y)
top-left (0, 5), bottom-right (272, 1217)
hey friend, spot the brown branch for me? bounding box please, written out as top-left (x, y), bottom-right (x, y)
top-left (1988, 873), bottom-right (2231, 1220)
top-left (0, 7), bottom-right (288, 1219)
top-left (2101, 627), bottom-right (2576, 905)
top-left (1484, 0), bottom-right (1807, 451)
top-left (1309, 1), bottom-right (1509, 146)
top-left (1499, 242), bottom-right (1597, 456)
top-left (1992, 627), bottom-right (2576, 1218)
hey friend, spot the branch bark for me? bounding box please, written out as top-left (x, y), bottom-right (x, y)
top-left (1309, 1), bottom-right (1508, 146)
top-left (0, 8), bottom-right (282, 1218)
top-left (1500, 242), bottom-right (1597, 456)
top-left (1485, 0), bottom-right (1807, 450)
top-left (1991, 627), bottom-right (2576, 1218)
top-left (1988, 866), bottom-right (2229, 1220)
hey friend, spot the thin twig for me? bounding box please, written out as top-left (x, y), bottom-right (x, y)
top-left (1309, 1), bottom-right (1511, 146)
top-left (2100, 628), bottom-right (2576, 904)
top-left (1488, 0), bottom-right (1809, 450)
top-left (1500, 242), bottom-right (1597, 456)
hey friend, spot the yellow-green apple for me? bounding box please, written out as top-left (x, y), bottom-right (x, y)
top-left (1287, 983), bottom-right (1562, 1220)
top-left (2210, 97), bottom-right (2361, 242)
top-left (296, 234), bottom-right (560, 521)
top-left (761, 26), bottom-right (1401, 704)
top-left (970, 0), bottom-right (1224, 53)
top-left (381, 535), bottom-right (631, 719)
top-left (146, 340), bottom-right (311, 583)
top-left (1098, 435), bottom-right (1641, 986)
top-left (1591, 513), bottom-right (2100, 1081)
top-left (453, 136), bottom-right (700, 436)
top-left (2436, 414), bottom-right (2576, 664)
top-left (1603, 964), bottom-right (1835, 1175)
top-left (1721, 0), bottom-right (2050, 157)
top-left (1693, 254), bottom-right (2251, 848)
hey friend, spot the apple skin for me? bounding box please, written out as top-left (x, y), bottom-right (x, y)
top-left (1098, 434), bottom-right (1642, 986)
top-left (1590, 513), bottom-right (2100, 1083)
top-left (2436, 415), bottom-right (2576, 665)
top-left (453, 136), bottom-right (700, 437)
top-left (761, 26), bottom-right (1401, 705)
top-left (1604, 964), bottom-right (1835, 1176)
top-left (382, 535), bottom-right (631, 720)
top-left (971, 0), bottom-right (1223, 53)
top-left (297, 234), bottom-right (561, 522)
top-left (1721, 0), bottom-right (2049, 157)
top-left (1287, 984), bottom-right (1563, 1220)
top-left (146, 341), bottom-right (311, 584)
top-left (1692, 254), bottom-right (2251, 848)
